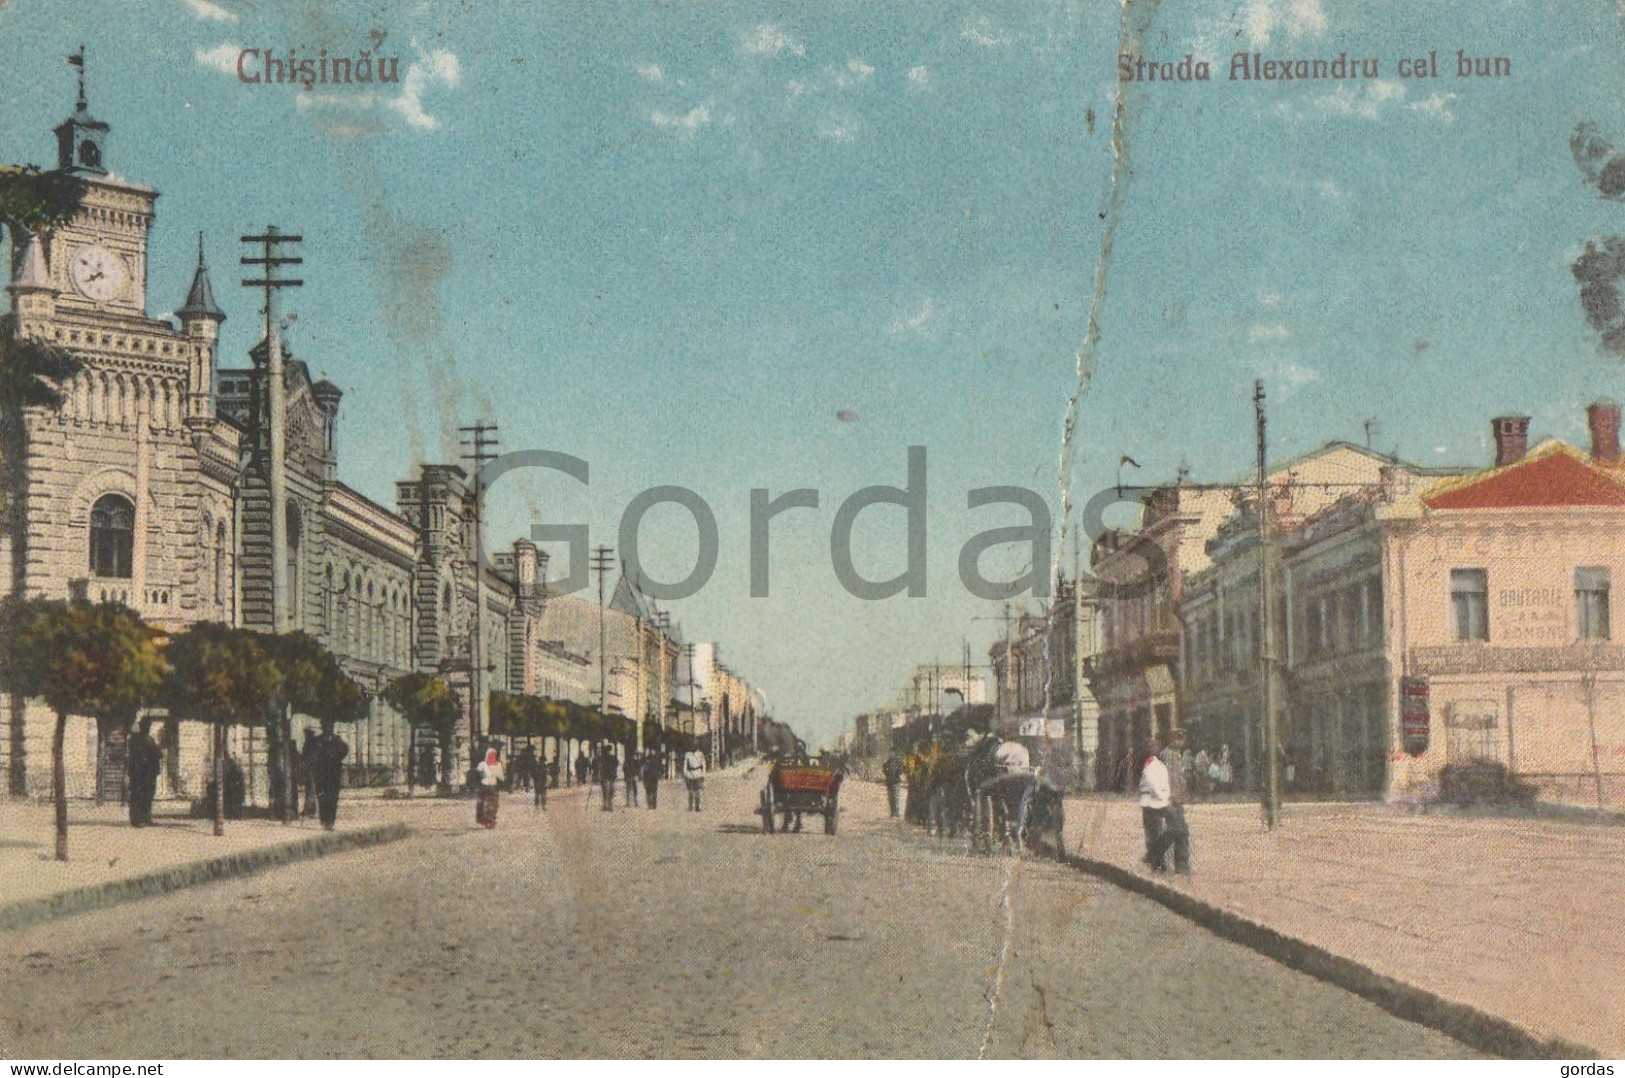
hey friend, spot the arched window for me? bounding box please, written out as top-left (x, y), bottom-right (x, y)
top-left (89, 494), bottom-right (134, 579)
top-left (286, 502), bottom-right (302, 626)
top-left (214, 522), bottom-right (228, 606)
top-left (79, 139), bottom-right (100, 169)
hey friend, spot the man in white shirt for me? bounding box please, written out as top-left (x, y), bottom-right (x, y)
top-left (1138, 739), bottom-right (1171, 871)
top-left (993, 738), bottom-right (1031, 774)
top-left (681, 748), bottom-right (707, 812)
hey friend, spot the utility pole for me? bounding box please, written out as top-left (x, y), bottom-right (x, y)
top-left (459, 423), bottom-right (498, 771)
top-left (239, 227), bottom-right (302, 635)
top-left (1256, 379), bottom-right (1281, 829)
top-left (590, 545), bottom-right (615, 732)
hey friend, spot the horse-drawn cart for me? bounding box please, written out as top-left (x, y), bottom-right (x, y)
top-left (759, 764), bottom-right (843, 834)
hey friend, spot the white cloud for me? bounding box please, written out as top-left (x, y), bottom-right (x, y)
top-left (389, 47), bottom-right (461, 131)
top-left (651, 103), bottom-right (711, 135)
top-left (1310, 79), bottom-right (1406, 120)
top-left (787, 79), bottom-right (810, 97)
top-left (962, 14), bottom-right (1009, 47)
top-left (1245, 0), bottom-right (1327, 46)
top-left (1248, 323), bottom-right (1291, 344)
top-left (1316, 178), bottom-right (1344, 201)
top-left (907, 65), bottom-right (931, 86)
top-left (1259, 291), bottom-right (1283, 308)
top-left (847, 58), bottom-right (874, 79)
top-left (635, 61), bottom-right (664, 82)
top-left (817, 119), bottom-right (853, 142)
top-left (194, 43), bottom-right (241, 75)
top-left (1407, 91), bottom-right (1458, 121)
top-left (1192, 0), bottom-right (1324, 58)
top-left (741, 24), bottom-right (804, 58)
top-left (182, 0), bottom-right (236, 22)
top-left (889, 297), bottom-right (937, 334)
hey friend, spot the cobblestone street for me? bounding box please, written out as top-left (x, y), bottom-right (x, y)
top-left (0, 769), bottom-right (1476, 1058)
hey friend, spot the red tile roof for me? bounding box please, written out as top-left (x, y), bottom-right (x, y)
top-left (1425, 447), bottom-right (1625, 509)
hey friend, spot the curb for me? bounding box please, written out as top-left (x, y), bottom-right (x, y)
top-left (1062, 852), bottom-right (1601, 1060)
top-left (0, 821), bottom-right (411, 934)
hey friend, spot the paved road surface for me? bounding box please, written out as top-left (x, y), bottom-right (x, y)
top-left (0, 771), bottom-right (1477, 1058)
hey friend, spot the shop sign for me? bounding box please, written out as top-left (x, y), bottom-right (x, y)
top-left (1401, 677), bottom-right (1430, 756)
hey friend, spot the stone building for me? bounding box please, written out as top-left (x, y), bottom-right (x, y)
top-left (2, 89), bottom-right (243, 798)
top-left (1176, 443), bottom-right (1440, 796)
top-left (1377, 408), bottom-right (1625, 807)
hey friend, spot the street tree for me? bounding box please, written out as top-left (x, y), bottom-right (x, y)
top-left (256, 632), bottom-right (364, 821)
top-left (0, 599), bottom-right (165, 861)
top-left (1, 164), bottom-right (88, 798)
top-left (163, 623), bottom-right (283, 836)
top-left (384, 672), bottom-right (458, 791)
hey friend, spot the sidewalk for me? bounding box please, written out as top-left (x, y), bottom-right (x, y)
top-left (0, 795), bottom-right (430, 930)
top-left (1064, 795), bottom-right (1625, 1057)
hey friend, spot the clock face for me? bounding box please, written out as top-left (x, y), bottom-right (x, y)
top-left (69, 244), bottom-right (127, 303)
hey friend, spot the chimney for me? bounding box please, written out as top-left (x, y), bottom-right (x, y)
top-left (1491, 415), bottom-right (1530, 467)
top-left (1588, 399), bottom-right (1621, 464)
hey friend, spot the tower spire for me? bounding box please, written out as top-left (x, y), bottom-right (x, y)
top-left (69, 46), bottom-right (86, 110)
top-left (177, 232), bottom-right (226, 323)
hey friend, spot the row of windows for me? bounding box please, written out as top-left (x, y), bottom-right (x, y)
top-left (1449, 567), bottom-right (1611, 643)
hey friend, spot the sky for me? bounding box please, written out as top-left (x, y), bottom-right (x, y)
top-left (3, 0), bottom-right (1624, 746)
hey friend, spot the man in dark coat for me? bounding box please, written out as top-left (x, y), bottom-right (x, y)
top-left (514, 744), bottom-right (538, 792)
top-left (299, 728), bottom-right (320, 818)
top-left (127, 719), bottom-right (161, 827)
top-left (313, 727), bottom-right (349, 831)
top-left (593, 744), bottom-right (618, 812)
top-left (623, 750), bottom-right (641, 808)
top-left (640, 751), bottom-right (662, 809)
top-left (575, 749), bottom-right (591, 787)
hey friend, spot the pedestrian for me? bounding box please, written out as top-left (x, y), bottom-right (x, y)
top-left (548, 757), bottom-right (561, 789)
top-left (575, 749), bottom-right (591, 787)
top-left (313, 727), bottom-right (348, 831)
top-left (681, 745), bottom-right (706, 811)
top-left (1152, 730), bottom-right (1193, 875)
top-left (299, 728), bottom-right (319, 818)
top-left (623, 750), bottom-right (641, 808)
top-left (533, 749), bottom-right (549, 810)
top-left (1138, 738), bottom-right (1170, 872)
top-left (881, 752), bottom-right (904, 818)
top-left (594, 744), bottom-right (618, 813)
top-left (640, 750), bottom-right (662, 809)
top-left (515, 744), bottom-right (538, 793)
top-left (126, 718), bottom-right (161, 827)
top-left (476, 745), bottom-right (503, 829)
top-left (1216, 744), bottom-right (1233, 791)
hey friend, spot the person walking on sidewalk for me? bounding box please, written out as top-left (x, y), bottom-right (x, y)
top-left (533, 749), bottom-right (548, 811)
top-left (1151, 731), bottom-right (1193, 875)
top-left (313, 727), bottom-right (348, 832)
top-left (1139, 740), bottom-right (1170, 871)
top-left (641, 751), bottom-right (663, 809)
top-left (575, 748), bottom-right (591, 787)
top-left (682, 747), bottom-right (707, 811)
top-left (476, 745), bottom-right (504, 829)
top-left (593, 744), bottom-right (618, 813)
top-left (623, 750), bottom-right (641, 808)
top-left (881, 752), bottom-right (904, 818)
top-left (127, 719), bottom-right (162, 827)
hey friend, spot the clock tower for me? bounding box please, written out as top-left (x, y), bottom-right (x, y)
top-left (43, 58), bottom-right (154, 318)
